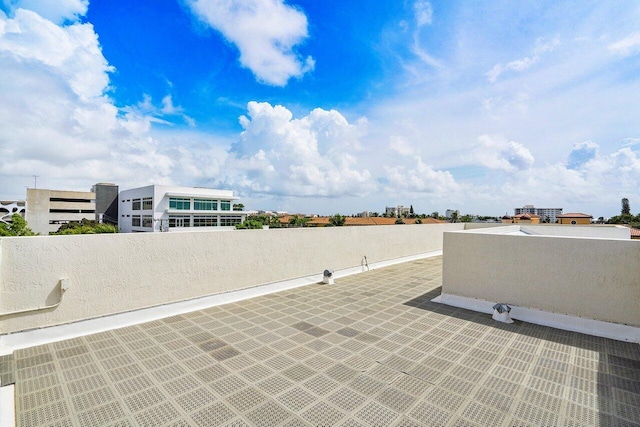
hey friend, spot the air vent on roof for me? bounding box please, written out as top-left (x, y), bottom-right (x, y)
top-left (492, 303), bottom-right (513, 323)
top-left (323, 270), bottom-right (334, 285)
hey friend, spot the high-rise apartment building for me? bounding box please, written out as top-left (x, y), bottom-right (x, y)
top-left (514, 205), bottom-right (563, 223)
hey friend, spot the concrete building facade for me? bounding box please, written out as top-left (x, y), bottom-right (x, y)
top-left (26, 188), bottom-right (96, 235)
top-left (92, 183), bottom-right (118, 225)
top-left (118, 185), bottom-right (246, 233)
top-left (24, 185), bottom-right (119, 235)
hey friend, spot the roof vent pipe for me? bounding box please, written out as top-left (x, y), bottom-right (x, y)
top-left (323, 270), bottom-right (334, 285)
top-left (492, 303), bottom-right (514, 324)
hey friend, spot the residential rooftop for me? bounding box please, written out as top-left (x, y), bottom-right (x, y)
top-left (2, 256), bottom-right (639, 426)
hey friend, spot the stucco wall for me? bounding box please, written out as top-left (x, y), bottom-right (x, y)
top-left (521, 224), bottom-right (630, 239)
top-left (0, 224), bottom-right (463, 333)
top-left (443, 231), bottom-right (640, 327)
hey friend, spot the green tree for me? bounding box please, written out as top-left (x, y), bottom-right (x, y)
top-left (395, 218), bottom-right (405, 224)
top-left (233, 203), bottom-right (245, 211)
top-left (236, 219), bottom-right (264, 229)
top-left (450, 211), bottom-right (459, 223)
top-left (414, 218), bottom-right (422, 224)
top-left (328, 214), bottom-right (346, 226)
top-left (288, 215), bottom-right (310, 228)
top-left (409, 205), bottom-right (415, 217)
top-left (268, 216), bottom-right (283, 228)
top-left (621, 198), bottom-right (631, 215)
top-left (52, 218), bottom-right (117, 235)
top-left (0, 214), bottom-right (36, 236)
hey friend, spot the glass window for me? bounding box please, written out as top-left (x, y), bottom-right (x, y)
top-left (221, 200), bottom-right (231, 211)
top-left (132, 215), bottom-right (141, 227)
top-left (142, 197), bottom-right (153, 210)
top-left (220, 215), bottom-right (242, 226)
top-left (142, 215), bottom-right (153, 228)
top-left (132, 199), bottom-right (141, 210)
top-left (193, 215), bottom-right (218, 227)
top-left (169, 215), bottom-right (191, 227)
top-left (194, 199), bottom-right (217, 211)
top-left (169, 197), bottom-right (190, 210)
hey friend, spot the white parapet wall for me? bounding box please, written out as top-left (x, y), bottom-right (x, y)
top-left (442, 227), bottom-right (640, 329)
top-left (0, 224), bottom-right (463, 334)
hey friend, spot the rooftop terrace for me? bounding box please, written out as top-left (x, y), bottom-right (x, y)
top-left (3, 256), bottom-right (639, 426)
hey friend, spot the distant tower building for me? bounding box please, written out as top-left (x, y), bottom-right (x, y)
top-left (385, 205), bottom-right (410, 217)
top-left (514, 205), bottom-right (563, 223)
top-left (445, 209), bottom-right (460, 219)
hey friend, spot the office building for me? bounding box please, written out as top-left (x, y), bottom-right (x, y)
top-left (118, 185), bottom-right (246, 232)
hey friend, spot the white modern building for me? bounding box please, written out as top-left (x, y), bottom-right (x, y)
top-left (514, 204), bottom-right (563, 223)
top-left (118, 185), bottom-right (246, 233)
top-left (385, 205), bottom-right (410, 217)
top-left (445, 209), bottom-right (460, 219)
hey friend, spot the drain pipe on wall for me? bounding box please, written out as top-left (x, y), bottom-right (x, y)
top-left (0, 278), bottom-right (70, 318)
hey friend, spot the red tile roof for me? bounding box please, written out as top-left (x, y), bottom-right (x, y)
top-left (557, 213), bottom-right (593, 218)
top-left (276, 216), bottom-right (446, 226)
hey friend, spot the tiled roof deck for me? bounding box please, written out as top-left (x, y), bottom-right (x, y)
top-left (8, 256), bottom-right (640, 426)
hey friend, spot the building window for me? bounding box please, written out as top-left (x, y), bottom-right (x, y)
top-left (132, 199), bottom-right (141, 210)
top-left (220, 215), bottom-right (242, 226)
top-left (221, 200), bottom-right (231, 211)
top-left (169, 215), bottom-right (191, 227)
top-left (193, 215), bottom-right (217, 227)
top-left (142, 215), bottom-right (153, 228)
top-left (50, 197), bottom-right (92, 203)
top-left (169, 197), bottom-right (190, 210)
top-left (142, 197), bottom-right (153, 210)
top-left (194, 199), bottom-right (217, 211)
top-left (132, 215), bottom-right (141, 227)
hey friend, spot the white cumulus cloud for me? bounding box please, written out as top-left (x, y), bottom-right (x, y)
top-left (566, 140), bottom-right (598, 170)
top-left (465, 135), bottom-right (535, 172)
top-left (221, 101), bottom-right (373, 197)
top-left (185, 0), bottom-right (314, 86)
top-left (0, 7), bottom-right (201, 197)
top-left (0, 8), bottom-right (112, 100)
top-left (384, 156), bottom-right (458, 195)
top-left (2, 0), bottom-right (88, 24)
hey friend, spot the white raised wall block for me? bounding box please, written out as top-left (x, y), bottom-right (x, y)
top-left (434, 293), bottom-right (640, 343)
top-left (0, 224), bottom-right (460, 335)
top-left (442, 226), bottom-right (640, 330)
top-left (0, 250), bottom-right (443, 354)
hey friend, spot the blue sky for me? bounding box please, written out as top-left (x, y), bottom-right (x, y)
top-left (1, 1), bottom-right (640, 217)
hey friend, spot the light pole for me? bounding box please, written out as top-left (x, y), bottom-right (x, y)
top-left (33, 175), bottom-right (38, 189)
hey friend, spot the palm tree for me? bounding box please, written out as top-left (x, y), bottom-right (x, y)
top-left (328, 214), bottom-right (346, 226)
top-left (288, 215), bottom-right (310, 228)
